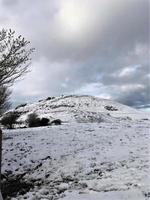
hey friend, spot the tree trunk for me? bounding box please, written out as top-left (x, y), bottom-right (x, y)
top-left (0, 129), bottom-right (3, 200)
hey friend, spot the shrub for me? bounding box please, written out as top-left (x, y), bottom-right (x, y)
top-left (51, 119), bottom-right (62, 125)
top-left (26, 114), bottom-right (50, 127)
top-left (46, 97), bottom-right (52, 101)
top-left (46, 97), bottom-right (55, 101)
top-left (38, 99), bottom-right (43, 102)
top-left (15, 103), bottom-right (27, 110)
top-left (26, 113), bottom-right (40, 127)
top-left (104, 105), bottom-right (118, 111)
top-left (40, 117), bottom-right (49, 126)
top-left (1, 112), bottom-right (20, 129)
top-left (142, 118), bottom-right (148, 121)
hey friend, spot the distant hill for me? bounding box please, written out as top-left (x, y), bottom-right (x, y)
top-left (8, 95), bottom-right (146, 124)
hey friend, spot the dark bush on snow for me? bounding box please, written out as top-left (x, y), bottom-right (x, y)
top-left (38, 99), bottom-right (43, 102)
top-left (51, 119), bottom-right (62, 125)
top-left (15, 103), bottom-right (27, 110)
top-left (26, 113), bottom-right (50, 127)
top-left (26, 113), bottom-right (41, 127)
top-left (1, 112), bottom-right (20, 129)
top-left (142, 118), bottom-right (148, 121)
top-left (40, 118), bottom-right (49, 126)
top-left (46, 97), bottom-right (55, 101)
top-left (46, 97), bottom-right (52, 101)
top-left (104, 105), bottom-right (118, 111)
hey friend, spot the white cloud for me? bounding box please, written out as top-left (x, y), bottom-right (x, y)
top-left (118, 65), bottom-right (140, 77)
top-left (120, 84), bottom-right (145, 92)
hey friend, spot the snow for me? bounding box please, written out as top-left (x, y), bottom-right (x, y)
top-left (2, 120), bottom-right (150, 199)
top-left (13, 95), bottom-right (148, 123)
top-left (1, 95), bottom-right (150, 199)
top-left (62, 190), bottom-right (145, 200)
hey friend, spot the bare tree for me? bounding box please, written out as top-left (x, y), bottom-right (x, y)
top-left (0, 87), bottom-right (11, 115)
top-left (1, 111), bottom-right (20, 129)
top-left (0, 29), bottom-right (34, 114)
top-left (0, 29), bottom-right (34, 86)
top-left (0, 29), bottom-right (34, 198)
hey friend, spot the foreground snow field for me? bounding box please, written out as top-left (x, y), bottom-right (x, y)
top-left (2, 118), bottom-right (150, 200)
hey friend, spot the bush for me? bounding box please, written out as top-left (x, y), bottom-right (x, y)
top-left (1, 112), bottom-right (20, 129)
top-left (46, 97), bottom-right (55, 101)
top-left (46, 97), bottom-right (52, 101)
top-left (38, 99), bottom-right (43, 102)
top-left (40, 118), bottom-right (49, 126)
top-left (26, 113), bottom-right (40, 127)
top-left (104, 105), bottom-right (118, 111)
top-left (50, 119), bottom-right (62, 125)
top-left (15, 103), bottom-right (27, 110)
top-left (26, 114), bottom-right (50, 127)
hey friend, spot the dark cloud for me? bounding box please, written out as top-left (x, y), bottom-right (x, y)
top-left (2, 0), bottom-right (19, 7)
top-left (0, 0), bottom-right (149, 107)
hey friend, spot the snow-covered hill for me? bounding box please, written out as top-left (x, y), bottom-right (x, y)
top-left (12, 95), bottom-right (146, 123)
top-left (2, 95), bottom-right (150, 200)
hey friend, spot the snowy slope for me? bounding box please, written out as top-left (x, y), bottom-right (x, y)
top-left (2, 120), bottom-right (150, 200)
top-left (12, 95), bottom-right (146, 123)
top-left (1, 95), bottom-right (150, 200)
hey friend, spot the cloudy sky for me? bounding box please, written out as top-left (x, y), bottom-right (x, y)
top-left (0, 0), bottom-right (149, 108)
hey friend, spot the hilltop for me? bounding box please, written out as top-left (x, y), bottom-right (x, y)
top-left (11, 95), bottom-right (144, 125)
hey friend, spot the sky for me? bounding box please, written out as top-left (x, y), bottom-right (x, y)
top-left (0, 0), bottom-right (149, 108)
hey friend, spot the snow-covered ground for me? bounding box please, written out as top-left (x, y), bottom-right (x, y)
top-left (2, 119), bottom-right (150, 200)
top-left (1, 95), bottom-right (150, 199)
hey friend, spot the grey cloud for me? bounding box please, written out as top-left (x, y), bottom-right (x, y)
top-left (2, 0), bottom-right (19, 7)
top-left (117, 84), bottom-right (150, 107)
top-left (2, 0), bottom-right (148, 61)
top-left (0, 0), bottom-right (149, 107)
